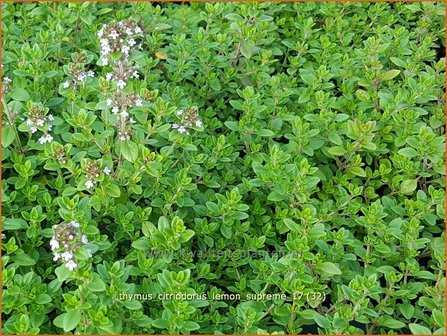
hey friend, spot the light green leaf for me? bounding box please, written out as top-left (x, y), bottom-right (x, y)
top-left (328, 133), bottom-right (342, 145)
top-left (432, 309), bottom-right (446, 327)
top-left (55, 265), bottom-right (71, 282)
top-left (400, 179), bottom-right (418, 194)
top-left (121, 140), bottom-right (139, 162)
top-left (314, 314), bottom-right (331, 329)
top-left (414, 270), bottom-right (436, 280)
top-left (183, 321), bottom-right (200, 331)
top-left (283, 219), bottom-right (299, 231)
top-left (382, 69), bottom-right (401, 80)
top-left (328, 146), bottom-right (346, 156)
top-left (63, 310), bottom-right (82, 332)
top-left (240, 41), bottom-right (254, 59)
top-left (104, 184), bottom-right (121, 198)
top-left (88, 277), bottom-right (106, 292)
top-left (398, 147), bottom-right (418, 158)
top-left (390, 57), bottom-right (406, 67)
top-left (381, 317), bottom-right (406, 329)
top-left (346, 166), bottom-right (366, 177)
top-left (13, 253), bottom-right (36, 266)
top-left (2, 126), bottom-right (16, 148)
top-left (316, 262), bottom-right (341, 276)
top-left (409, 323), bottom-right (432, 335)
top-left (258, 129), bottom-right (274, 137)
top-left (9, 88), bottom-right (30, 101)
top-left (35, 293), bottom-right (52, 304)
top-left (3, 218), bottom-right (28, 230)
top-left (399, 302), bottom-right (415, 319)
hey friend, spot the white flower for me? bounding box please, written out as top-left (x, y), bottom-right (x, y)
top-left (125, 28), bottom-right (133, 35)
top-left (132, 71), bottom-right (139, 79)
top-left (65, 259), bottom-right (77, 271)
top-left (68, 235), bottom-right (74, 240)
top-left (46, 134), bottom-right (53, 143)
top-left (120, 110), bottom-right (128, 118)
top-left (172, 123), bottom-right (179, 129)
top-left (105, 73), bottom-right (113, 81)
top-left (4, 77), bottom-right (11, 83)
top-left (63, 81), bottom-right (70, 88)
top-left (101, 45), bottom-right (111, 55)
top-left (128, 38), bottom-right (136, 47)
top-left (48, 114), bottom-right (54, 121)
top-left (107, 98), bottom-right (113, 106)
top-left (112, 106), bottom-right (119, 114)
top-left (26, 119), bottom-right (33, 126)
top-left (135, 26), bottom-right (143, 34)
top-left (36, 119), bottom-right (45, 127)
top-left (178, 126), bottom-right (187, 134)
top-left (47, 124), bottom-right (53, 131)
top-left (87, 70), bottom-right (95, 77)
top-left (87, 248), bottom-right (93, 257)
top-left (103, 167), bottom-right (111, 175)
top-left (195, 119), bottom-right (203, 127)
top-left (30, 127), bottom-right (37, 134)
top-left (77, 73), bottom-right (86, 81)
top-left (117, 80), bottom-right (126, 89)
top-left (97, 28), bottom-right (104, 38)
top-left (38, 135), bottom-right (48, 144)
top-left (81, 235), bottom-right (88, 244)
top-left (53, 252), bottom-right (60, 261)
top-left (129, 117), bottom-right (136, 124)
top-left (50, 238), bottom-right (60, 251)
top-left (109, 30), bottom-right (119, 39)
top-left (135, 98), bottom-right (143, 107)
top-left (85, 180), bottom-right (94, 189)
top-left (61, 251), bottom-right (73, 262)
top-left (70, 221), bottom-right (80, 228)
top-left (176, 109), bottom-right (183, 116)
top-left (101, 57), bottom-right (109, 66)
top-left (121, 45), bottom-right (130, 54)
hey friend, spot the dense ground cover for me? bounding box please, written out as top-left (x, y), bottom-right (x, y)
top-left (1, 1), bottom-right (446, 334)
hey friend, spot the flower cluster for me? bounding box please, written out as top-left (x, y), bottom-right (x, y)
top-left (172, 106), bottom-right (202, 135)
top-left (107, 91), bottom-right (142, 118)
top-left (62, 69), bottom-right (94, 90)
top-left (105, 91), bottom-right (139, 140)
top-left (61, 52), bottom-right (95, 90)
top-left (53, 145), bottom-right (67, 164)
top-left (98, 21), bottom-right (144, 142)
top-left (84, 161), bottom-right (101, 189)
top-left (50, 221), bottom-right (91, 271)
top-left (98, 20), bottom-right (143, 66)
top-left (105, 67), bottom-right (139, 90)
top-left (2, 77), bottom-right (12, 96)
top-left (25, 103), bottom-right (54, 144)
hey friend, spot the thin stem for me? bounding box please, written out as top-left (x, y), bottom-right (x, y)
top-left (366, 284), bottom-right (393, 333)
top-left (78, 284), bottom-right (90, 331)
top-left (113, 150), bottom-right (124, 179)
top-left (2, 99), bottom-right (24, 153)
top-left (261, 303), bottom-right (275, 319)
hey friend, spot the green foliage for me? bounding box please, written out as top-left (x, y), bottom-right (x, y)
top-left (2, 1), bottom-right (446, 334)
